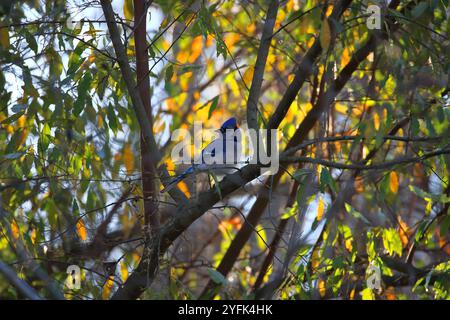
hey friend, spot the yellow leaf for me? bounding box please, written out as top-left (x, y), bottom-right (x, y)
top-left (223, 33), bottom-right (240, 51)
top-left (11, 220), bottom-right (20, 239)
top-left (325, 5), bottom-right (334, 17)
top-left (318, 279), bottom-right (326, 297)
top-left (373, 112), bottom-right (380, 130)
top-left (320, 19), bottom-right (331, 51)
top-left (349, 288), bottom-right (355, 300)
top-left (361, 287), bottom-right (375, 300)
top-left (30, 228), bottom-right (36, 244)
top-left (123, 0), bottom-right (133, 21)
top-left (102, 276), bottom-right (114, 300)
top-left (335, 103), bottom-right (348, 114)
top-left (17, 115), bottom-right (26, 128)
top-left (389, 171), bottom-right (399, 193)
top-left (256, 225), bottom-right (267, 250)
top-left (76, 219), bottom-right (87, 241)
top-left (0, 27), bottom-right (9, 48)
top-left (243, 66), bottom-right (254, 87)
top-left (120, 262), bottom-right (128, 282)
top-left (317, 196), bottom-right (325, 221)
top-left (189, 36), bottom-right (203, 63)
top-left (123, 144), bottom-right (134, 174)
top-left (345, 239), bottom-right (353, 252)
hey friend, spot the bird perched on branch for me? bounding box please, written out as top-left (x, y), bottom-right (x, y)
top-left (161, 117), bottom-right (240, 193)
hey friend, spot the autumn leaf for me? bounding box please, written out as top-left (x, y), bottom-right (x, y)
top-left (361, 288), bottom-right (375, 300)
top-left (243, 66), bottom-right (254, 87)
top-left (123, 144), bottom-right (134, 174)
top-left (318, 279), bottom-right (326, 297)
top-left (76, 219), bottom-right (87, 241)
top-left (120, 262), bottom-right (129, 282)
top-left (373, 112), bottom-right (380, 130)
top-left (398, 216), bottom-right (409, 247)
top-left (317, 196), bottom-right (325, 221)
top-left (177, 180), bottom-right (191, 197)
top-left (189, 36), bottom-right (203, 63)
top-left (30, 228), bottom-right (36, 244)
top-left (389, 171), bottom-right (399, 193)
top-left (11, 220), bottom-right (20, 239)
top-left (102, 276), bottom-right (114, 300)
top-left (341, 47), bottom-right (350, 68)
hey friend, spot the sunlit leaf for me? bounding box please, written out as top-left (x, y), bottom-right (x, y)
top-left (389, 171), bottom-right (399, 194)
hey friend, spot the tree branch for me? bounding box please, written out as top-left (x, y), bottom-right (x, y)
top-left (0, 260), bottom-right (44, 300)
top-left (246, 0), bottom-right (279, 130)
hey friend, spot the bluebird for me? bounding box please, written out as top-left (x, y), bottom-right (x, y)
top-left (161, 117), bottom-right (240, 193)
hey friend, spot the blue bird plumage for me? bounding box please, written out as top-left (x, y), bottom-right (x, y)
top-left (161, 118), bottom-right (239, 193)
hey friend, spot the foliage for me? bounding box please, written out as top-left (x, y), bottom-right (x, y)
top-left (0, 0), bottom-right (449, 300)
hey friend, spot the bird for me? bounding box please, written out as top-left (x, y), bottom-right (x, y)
top-left (161, 117), bottom-right (240, 193)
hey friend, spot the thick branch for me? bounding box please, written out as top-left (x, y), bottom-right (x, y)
top-left (100, 0), bottom-right (161, 165)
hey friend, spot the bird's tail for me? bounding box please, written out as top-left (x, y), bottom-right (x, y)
top-left (160, 167), bottom-right (194, 193)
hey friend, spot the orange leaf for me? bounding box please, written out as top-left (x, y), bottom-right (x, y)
top-left (318, 279), bottom-right (326, 297)
top-left (11, 220), bottom-right (20, 239)
top-left (389, 171), bottom-right (399, 193)
top-left (398, 216), bottom-right (409, 247)
top-left (189, 36), bottom-right (203, 63)
top-left (123, 144), bottom-right (134, 174)
top-left (177, 180), bottom-right (191, 197)
top-left (341, 47), bottom-right (350, 68)
top-left (76, 219), bottom-right (87, 241)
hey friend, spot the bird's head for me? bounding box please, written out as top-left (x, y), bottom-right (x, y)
top-left (218, 117), bottom-right (239, 134)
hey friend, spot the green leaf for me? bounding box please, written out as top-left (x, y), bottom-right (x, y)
top-left (345, 203), bottom-right (370, 224)
top-left (74, 73), bottom-right (92, 116)
top-left (382, 228), bottom-right (403, 257)
top-left (320, 168), bottom-right (337, 193)
top-left (208, 95), bottom-right (219, 119)
top-left (1, 111), bottom-right (24, 124)
top-left (24, 30), bottom-right (37, 53)
top-left (411, 2), bottom-right (428, 18)
top-left (165, 65), bottom-right (174, 83)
